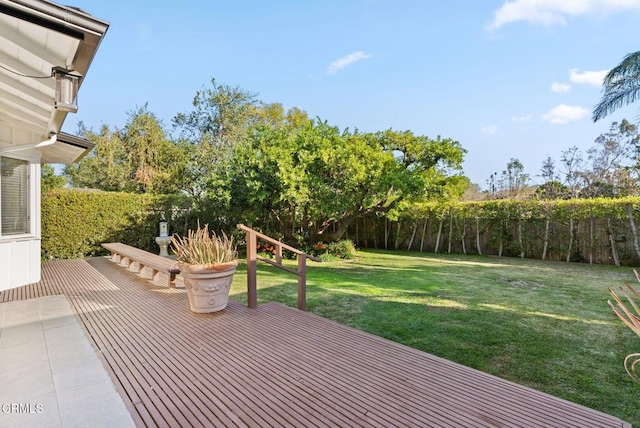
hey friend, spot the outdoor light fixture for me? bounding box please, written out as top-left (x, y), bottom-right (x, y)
top-left (52, 66), bottom-right (81, 113)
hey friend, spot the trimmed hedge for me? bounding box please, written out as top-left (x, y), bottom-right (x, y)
top-left (347, 197), bottom-right (640, 266)
top-left (42, 189), bottom-right (640, 266)
top-left (41, 189), bottom-right (188, 259)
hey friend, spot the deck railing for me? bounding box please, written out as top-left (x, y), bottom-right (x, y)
top-left (237, 224), bottom-right (321, 311)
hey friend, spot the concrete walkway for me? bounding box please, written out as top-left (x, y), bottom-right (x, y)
top-left (0, 295), bottom-right (135, 428)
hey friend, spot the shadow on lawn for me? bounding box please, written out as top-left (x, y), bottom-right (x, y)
top-left (229, 250), bottom-right (630, 327)
top-left (228, 252), bottom-right (639, 426)
top-left (232, 273), bottom-right (635, 413)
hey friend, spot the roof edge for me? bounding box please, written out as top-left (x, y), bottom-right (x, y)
top-left (57, 131), bottom-right (93, 151)
top-left (0, 0), bottom-right (109, 36)
top-left (55, 131), bottom-right (94, 162)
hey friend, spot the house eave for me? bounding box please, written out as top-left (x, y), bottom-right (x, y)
top-left (0, 0), bottom-right (109, 37)
top-left (0, 0), bottom-right (109, 150)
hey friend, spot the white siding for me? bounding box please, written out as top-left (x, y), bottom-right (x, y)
top-left (29, 238), bottom-right (41, 284)
top-left (0, 242), bottom-right (10, 290)
top-left (0, 239), bottom-right (41, 291)
top-left (0, 157), bottom-right (41, 290)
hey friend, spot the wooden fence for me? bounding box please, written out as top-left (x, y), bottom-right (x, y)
top-left (344, 213), bottom-right (640, 266)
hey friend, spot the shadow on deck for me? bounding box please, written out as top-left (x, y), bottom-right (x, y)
top-left (0, 257), bottom-right (631, 428)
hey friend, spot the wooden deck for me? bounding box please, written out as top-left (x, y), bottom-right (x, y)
top-left (0, 257), bottom-right (631, 428)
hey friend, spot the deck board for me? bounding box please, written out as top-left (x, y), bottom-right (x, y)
top-left (0, 257), bottom-right (631, 428)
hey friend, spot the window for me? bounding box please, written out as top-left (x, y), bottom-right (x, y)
top-left (1, 156), bottom-right (29, 236)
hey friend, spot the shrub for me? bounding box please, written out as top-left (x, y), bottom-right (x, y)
top-left (319, 252), bottom-right (337, 262)
top-left (41, 189), bottom-right (188, 259)
top-left (327, 240), bottom-right (357, 259)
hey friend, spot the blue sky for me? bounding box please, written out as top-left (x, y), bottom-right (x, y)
top-left (66, 0), bottom-right (640, 188)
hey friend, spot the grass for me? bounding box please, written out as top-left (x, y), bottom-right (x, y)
top-left (228, 249), bottom-right (640, 426)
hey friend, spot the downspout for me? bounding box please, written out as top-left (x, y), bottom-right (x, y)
top-left (0, 133), bottom-right (57, 154)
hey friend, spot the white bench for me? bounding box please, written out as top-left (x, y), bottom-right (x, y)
top-left (102, 242), bottom-right (180, 288)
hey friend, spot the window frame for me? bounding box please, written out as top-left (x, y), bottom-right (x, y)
top-left (0, 153), bottom-right (37, 241)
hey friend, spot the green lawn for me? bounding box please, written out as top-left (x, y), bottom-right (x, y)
top-left (229, 249), bottom-right (640, 426)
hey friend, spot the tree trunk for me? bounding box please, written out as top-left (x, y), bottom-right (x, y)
top-left (407, 221), bottom-right (418, 251)
top-left (626, 204), bottom-right (640, 260)
top-left (292, 219), bottom-right (296, 243)
top-left (394, 221), bottom-right (401, 250)
top-left (498, 219), bottom-right (505, 257)
top-left (435, 216), bottom-right (444, 253)
top-left (475, 217), bottom-right (482, 256)
top-left (447, 209), bottom-right (453, 254)
top-left (542, 217), bottom-right (550, 260)
top-left (183, 205), bottom-right (193, 236)
top-left (384, 218), bottom-right (389, 249)
top-left (183, 215), bottom-right (190, 236)
top-left (355, 217), bottom-right (359, 247)
top-left (321, 212), bottom-right (361, 242)
top-left (566, 218), bottom-right (574, 262)
top-left (607, 218), bottom-right (620, 267)
top-left (419, 219), bottom-right (428, 252)
top-left (460, 218), bottom-right (467, 255)
top-left (589, 217), bottom-right (594, 265)
top-left (364, 220), bottom-right (380, 249)
top-left (518, 219), bottom-right (524, 259)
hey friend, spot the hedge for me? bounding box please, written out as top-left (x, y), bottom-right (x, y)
top-left (345, 197), bottom-right (640, 266)
top-left (41, 189), bottom-right (189, 259)
top-left (41, 190), bottom-right (640, 266)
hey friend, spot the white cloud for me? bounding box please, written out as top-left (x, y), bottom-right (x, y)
top-left (541, 104), bottom-right (589, 124)
top-left (480, 125), bottom-right (498, 135)
top-left (487, 0), bottom-right (640, 30)
top-left (569, 68), bottom-right (608, 86)
top-left (551, 82), bottom-right (571, 93)
top-left (327, 51), bottom-right (373, 75)
top-left (511, 114), bottom-right (533, 122)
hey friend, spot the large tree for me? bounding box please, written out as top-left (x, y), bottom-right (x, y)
top-left (593, 51), bottom-right (640, 122)
top-left (581, 119), bottom-right (640, 197)
top-left (172, 78), bottom-right (260, 203)
top-left (120, 106), bottom-right (190, 194)
top-left (173, 78), bottom-right (259, 149)
top-left (500, 158), bottom-right (529, 199)
top-left (535, 156), bottom-right (570, 199)
top-left (559, 146), bottom-right (585, 198)
top-left (63, 122), bottom-right (129, 191)
top-left (232, 119), bottom-right (466, 243)
top-left (41, 164), bottom-right (66, 191)
top-left (485, 158), bottom-right (529, 199)
top-left (64, 106), bottom-right (188, 194)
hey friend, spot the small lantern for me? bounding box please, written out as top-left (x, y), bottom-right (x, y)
top-left (52, 67), bottom-right (81, 113)
top-left (159, 221), bottom-right (168, 237)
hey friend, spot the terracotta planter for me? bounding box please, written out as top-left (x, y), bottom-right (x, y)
top-left (178, 261), bottom-right (238, 313)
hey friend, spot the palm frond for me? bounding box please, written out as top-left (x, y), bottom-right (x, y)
top-left (593, 51), bottom-right (640, 122)
top-left (603, 51), bottom-right (640, 84)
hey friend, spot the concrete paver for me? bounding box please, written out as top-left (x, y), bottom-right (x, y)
top-left (0, 295), bottom-right (135, 428)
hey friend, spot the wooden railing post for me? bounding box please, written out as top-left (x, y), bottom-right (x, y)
top-left (238, 224), bottom-right (319, 311)
top-left (297, 254), bottom-right (307, 311)
top-left (247, 229), bottom-right (258, 309)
